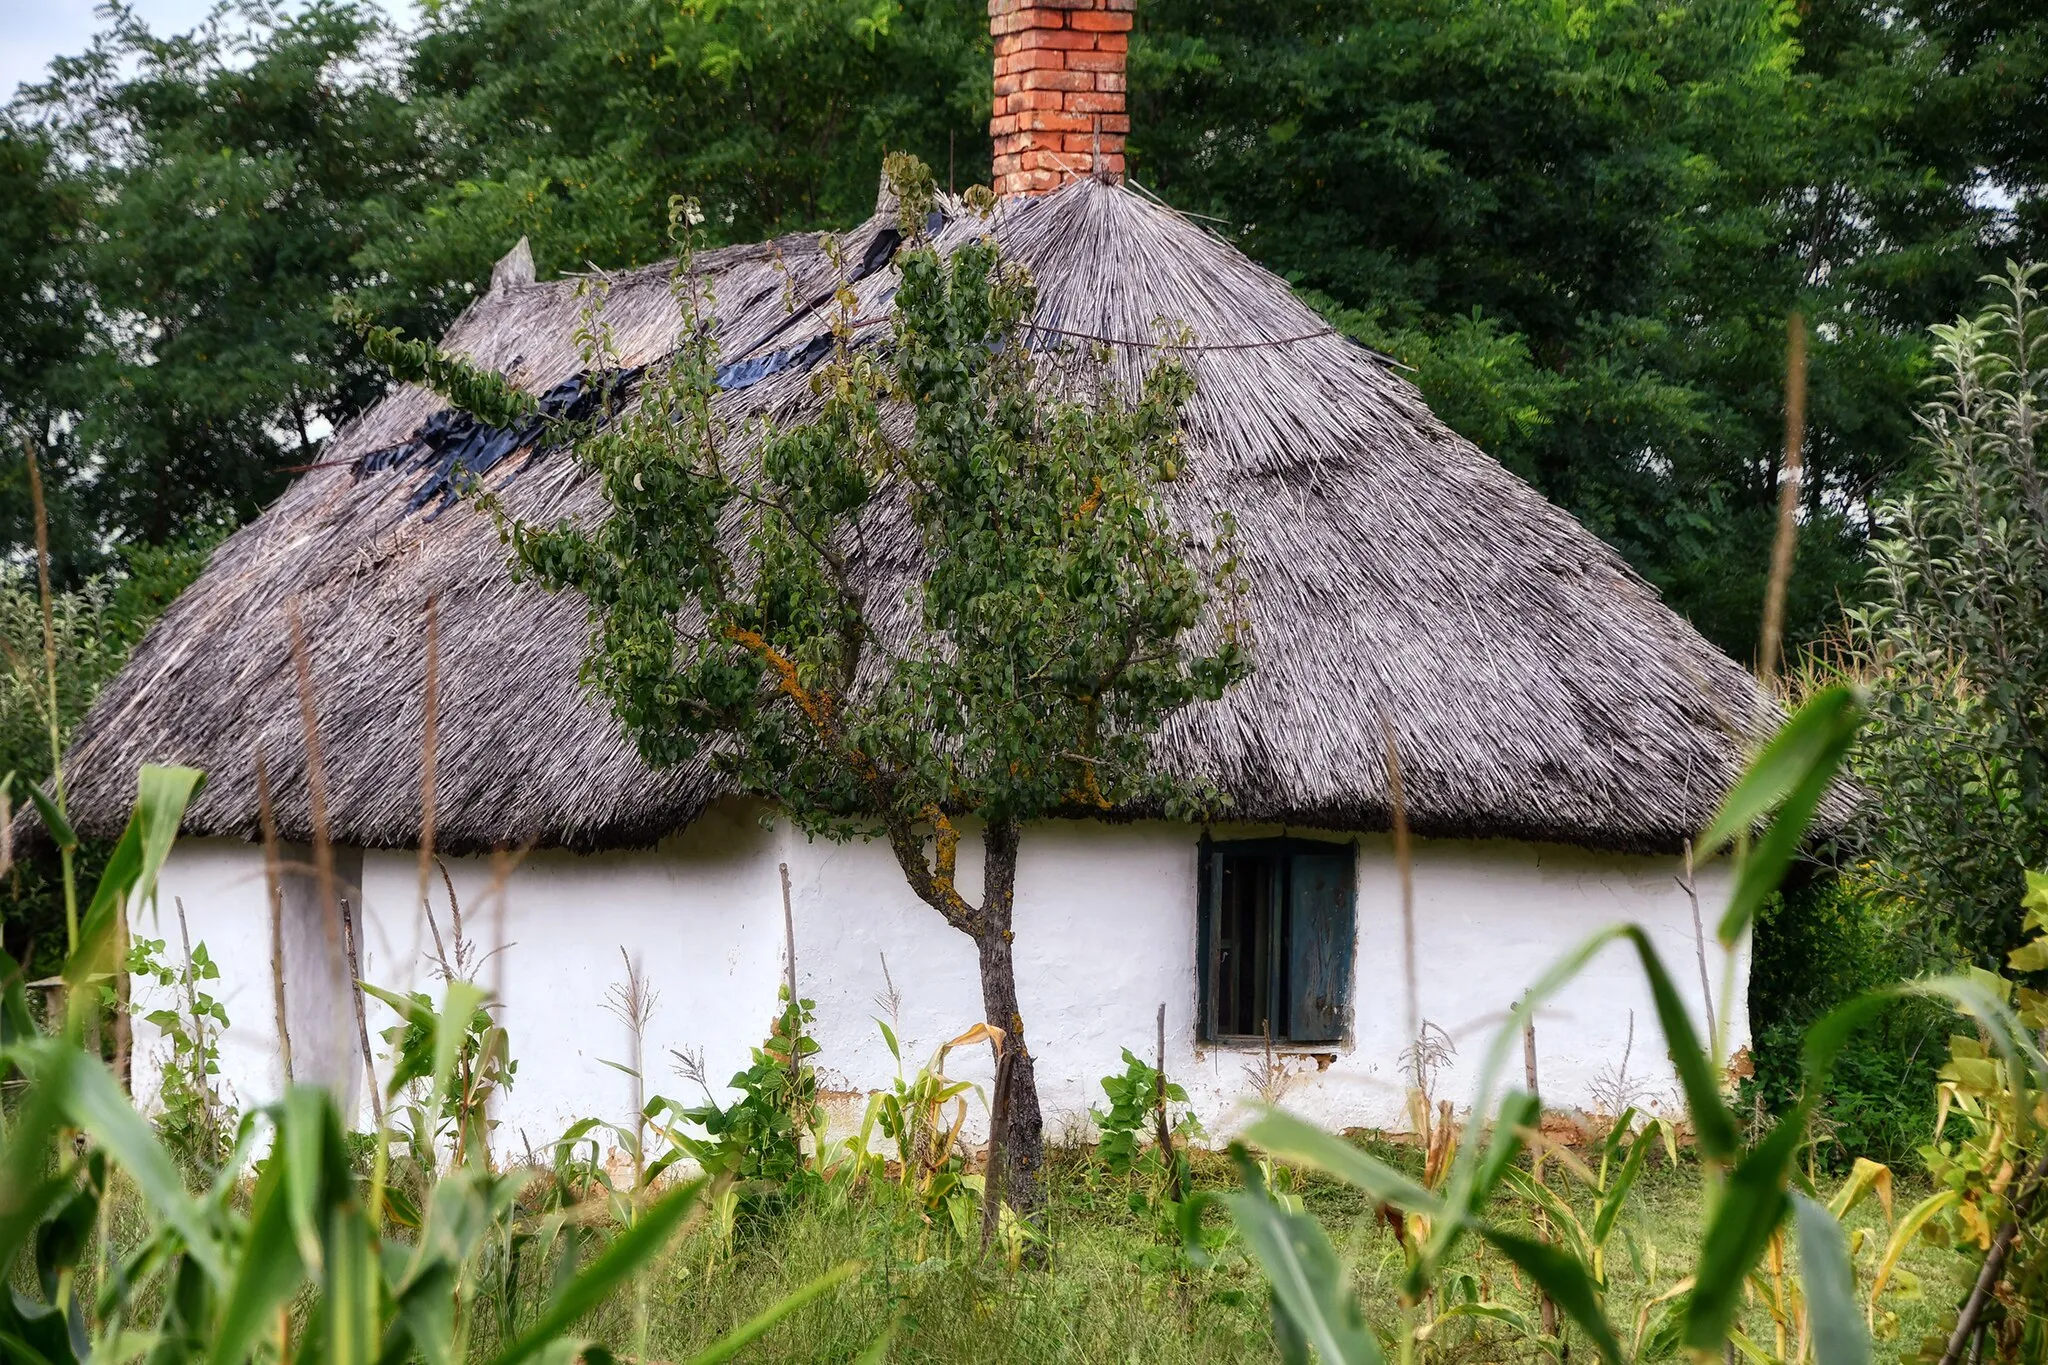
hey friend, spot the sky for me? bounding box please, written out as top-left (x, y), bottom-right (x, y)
top-left (3, 0), bottom-right (416, 105)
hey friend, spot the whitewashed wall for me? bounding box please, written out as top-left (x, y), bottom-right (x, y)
top-left (133, 803), bottom-right (1743, 1155)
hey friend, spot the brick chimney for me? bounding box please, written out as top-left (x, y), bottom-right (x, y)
top-left (989, 0), bottom-right (1131, 197)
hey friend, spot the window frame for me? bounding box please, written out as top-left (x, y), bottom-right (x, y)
top-left (1196, 834), bottom-right (1358, 1047)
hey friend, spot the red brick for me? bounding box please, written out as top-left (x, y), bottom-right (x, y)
top-left (1069, 9), bottom-right (1133, 31)
top-left (1090, 31), bottom-right (1127, 52)
top-left (1065, 49), bottom-right (1124, 73)
top-left (1021, 109), bottom-right (1092, 133)
top-left (997, 47), bottom-right (1066, 73)
top-left (994, 73), bottom-right (1022, 97)
top-left (1019, 67), bottom-right (1094, 91)
top-left (990, 113), bottom-right (1021, 136)
top-left (1012, 88), bottom-right (1066, 110)
top-left (992, 9), bottom-right (1062, 35)
top-left (1093, 71), bottom-right (1126, 92)
top-left (1066, 90), bottom-right (1123, 114)
top-left (1007, 26), bottom-right (1098, 50)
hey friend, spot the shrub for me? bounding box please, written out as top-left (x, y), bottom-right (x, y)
top-left (1849, 261), bottom-right (2048, 969)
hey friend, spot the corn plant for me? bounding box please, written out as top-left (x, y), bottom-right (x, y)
top-left (1222, 686), bottom-right (2048, 1364)
top-left (1, 762), bottom-right (870, 1363)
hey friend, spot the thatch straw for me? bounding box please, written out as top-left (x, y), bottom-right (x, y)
top-left (53, 179), bottom-right (1791, 856)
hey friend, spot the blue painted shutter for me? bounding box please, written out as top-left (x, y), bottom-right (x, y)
top-left (1196, 837), bottom-right (1217, 1041)
top-left (1285, 848), bottom-right (1355, 1043)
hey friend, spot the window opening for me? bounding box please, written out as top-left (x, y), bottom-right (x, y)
top-left (1199, 837), bottom-right (1355, 1045)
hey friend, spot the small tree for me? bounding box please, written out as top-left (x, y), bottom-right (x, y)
top-left (492, 167), bottom-right (1248, 1208)
top-left (1850, 261), bottom-right (2048, 967)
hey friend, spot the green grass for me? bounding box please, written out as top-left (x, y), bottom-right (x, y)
top-left (559, 1145), bottom-right (1975, 1364)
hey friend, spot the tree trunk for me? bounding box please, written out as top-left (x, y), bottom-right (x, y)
top-left (976, 820), bottom-right (1045, 1214)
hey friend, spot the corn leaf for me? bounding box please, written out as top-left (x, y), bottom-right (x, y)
top-left (323, 1205), bottom-right (378, 1365)
top-left (1, 945), bottom-right (37, 1047)
top-left (204, 1153), bottom-right (308, 1365)
top-left (52, 1038), bottom-right (227, 1283)
top-left (1227, 1189), bottom-right (1385, 1365)
top-left (486, 1177), bottom-right (704, 1365)
top-left (1826, 1158), bottom-right (1893, 1224)
top-left (1592, 1123), bottom-right (1658, 1246)
top-left (1621, 928), bottom-right (1740, 1163)
top-left (0, 1046), bottom-right (73, 1281)
top-left (1698, 686), bottom-right (1858, 856)
top-left (1792, 1194), bottom-right (1868, 1365)
top-left (1700, 689), bottom-right (1860, 945)
top-left (1474, 1225), bottom-right (1625, 1365)
top-left (25, 782), bottom-right (74, 854)
top-left (1682, 1116), bottom-right (1802, 1351)
top-left (68, 765), bottom-right (205, 989)
top-left (1242, 1108), bottom-right (1441, 1215)
top-left (1866, 1189), bottom-right (1958, 1315)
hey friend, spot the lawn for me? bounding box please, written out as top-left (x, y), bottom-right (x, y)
top-left (556, 1143), bottom-right (1973, 1364)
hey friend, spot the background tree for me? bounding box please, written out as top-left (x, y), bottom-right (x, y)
top-left (1129, 0), bottom-right (2044, 659)
top-left (478, 176), bottom-right (1247, 1208)
top-left (1849, 263), bottom-right (2048, 968)
top-left (356, 0), bottom-right (990, 327)
top-left (8, 0), bottom-right (429, 571)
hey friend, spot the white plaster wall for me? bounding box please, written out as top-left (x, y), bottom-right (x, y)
top-left (136, 805), bottom-right (1743, 1155)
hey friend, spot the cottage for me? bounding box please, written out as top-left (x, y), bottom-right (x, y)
top-left (62, 0), bottom-right (1766, 1150)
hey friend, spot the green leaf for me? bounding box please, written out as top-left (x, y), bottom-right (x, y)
top-left (26, 781), bottom-right (75, 854)
top-left (205, 1151), bottom-right (309, 1365)
top-left (1792, 1194), bottom-right (1868, 1365)
top-left (485, 1178), bottom-right (704, 1365)
top-left (48, 1039), bottom-right (227, 1283)
top-left (1242, 1108), bottom-right (1442, 1215)
top-left (1591, 1123), bottom-right (1658, 1246)
top-left (1621, 928), bottom-right (1740, 1163)
top-left (1471, 1091), bottom-right (1538, 1211)
top-left (1683, 1116), bottom-right (1802, 1351)
top-left (1497, 1167), bottom-right (1591, 1266)
top-left (1474, 1225), bottom-right (1625, 1365)
top-left (1226, 1189), bottom-right (1385, 1365)
top-left (1698, 688), bottom-right (1860, 945)
top-left (68, 766), bottom-right (206, 990)
top-left (324, 1205), bottom-right (379, 1365)
top-left (679, 1260), bottom-right (863, 1365)
top-left (0, 945), bottom-right (37, 1047)
top-left (1698, 686), bottom-right (1859, 856)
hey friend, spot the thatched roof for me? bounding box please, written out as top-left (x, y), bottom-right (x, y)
top-left (57, 178), bottom-right (1776, 856)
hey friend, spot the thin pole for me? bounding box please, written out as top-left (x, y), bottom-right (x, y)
top-left (255, 750), bottom-right (294, 1084)
top-left (340, 897), bottom-right (383, 1126)
top-left (1681, 838), bottom-right (1719, 1047)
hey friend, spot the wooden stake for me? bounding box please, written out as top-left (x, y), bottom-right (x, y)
top-left (255, 750), bottom-right (293, 1085)
top-left (779, 860), bottom-right (797, 1005)
top-left (1153, 1001), bottom-right (1183, 1203)
top-left (1681, 838), bottom-right (1719, 1046)
top-left (340, 897), bottom-right (383, 1126)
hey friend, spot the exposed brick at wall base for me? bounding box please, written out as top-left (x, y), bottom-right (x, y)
top-left (989, 0), bottom-right (1131, 197)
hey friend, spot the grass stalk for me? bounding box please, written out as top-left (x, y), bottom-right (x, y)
top-left (22, 441), bottom-right (79, 959)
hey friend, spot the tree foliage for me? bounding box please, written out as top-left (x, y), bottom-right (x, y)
top-left (1130, 0), bottom-right (2046, 659)
top-left (6, 0), bottom-right (427, 567)
top-left (485, 173), bottom-right (1248, 1200)
top-left (1850, 263), bottom-right (2048, 968)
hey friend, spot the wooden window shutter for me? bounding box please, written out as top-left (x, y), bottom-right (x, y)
top-left (1196, 834), bottom-right (1217, 1042)
top-left (1284, 845), bottom-right (1355, 1043)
